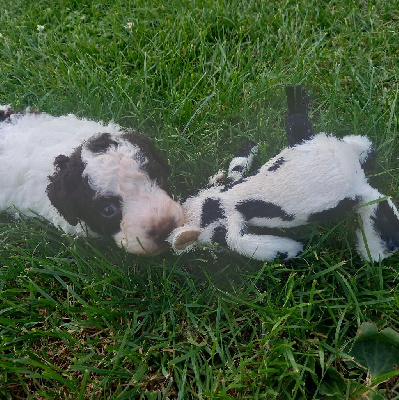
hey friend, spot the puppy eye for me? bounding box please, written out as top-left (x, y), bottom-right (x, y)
top-left (100, 203), bottom-right (119, 218)
top-left (156, 177), bottom-right (164, 186)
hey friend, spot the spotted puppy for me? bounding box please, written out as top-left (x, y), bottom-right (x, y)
top-left (0, 106), bottom-right (183, 254)
top-left (168, 134), bottom-right (399, 262)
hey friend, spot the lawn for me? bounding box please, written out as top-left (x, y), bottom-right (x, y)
top-left (0, 0), bottom-right (398, 398)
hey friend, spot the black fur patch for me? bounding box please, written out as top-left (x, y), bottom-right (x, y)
top-left (307, 197), bottom-right (360, 222)
top-left (371, 200), bottom-right (399, 251)
top-left (47, 146), bottom-right (90, 226)
top-left (233, 140), bottom-right (257, 157)
top-left (286, 86), bottom-right (309, 115)
top-left (46, 147), bottom-right (122, 236)
top-left (212, 225), bottom-right (227, 245)
top-left (285, 86), bottom-right (314, 146)
top-left (267, 157), bottom-right (286, 172)
top-left (122, 131), bottom-right (172, 194)
top-left (86, 195), bottom-right (123, 236)
top-left (222, 165), bottom-right (262, 192)
top-left (201, 198), bottom-right (225, 227)
top-left (86, 132), bottom-right (118, 153)
top-left (285, 115), bottom-right (314, 146)
top-left (231, 165), bottom-right (245, 173)
top-left (361, 147), bottom-right (376, 173)
top-left (221, 176), bottom-right (248, 192)
top-left (0, 109), bottom-right (13, 122)
top-left (0, 108), bottom-right (40, 122)
top-left (276, 252), bottom-right (289, 260)
top-left (236, 199), bottom-right (294, 221)
top-left (247, 225), bottom-right (293, 237)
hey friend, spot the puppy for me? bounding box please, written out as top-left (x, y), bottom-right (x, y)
top-left (168, 135), bottom-right (399, 262)
top-left (0, 105), bottom-right (183, 254)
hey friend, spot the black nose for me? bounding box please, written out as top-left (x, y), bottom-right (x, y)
top-left (148, 217), bottom-right (179, 244)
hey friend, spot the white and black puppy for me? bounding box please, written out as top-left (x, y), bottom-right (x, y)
top-left (0, 105), bottom-right (184, 255)
top-left (168, 87), bottom-right (399, 263)
top-left (168, 134), bottom-right (399, 262)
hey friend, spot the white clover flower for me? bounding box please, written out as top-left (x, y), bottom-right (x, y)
top-left (37, 25), bottom-right (45, 32)
top-left (125, 22), bottom-right (133, 30)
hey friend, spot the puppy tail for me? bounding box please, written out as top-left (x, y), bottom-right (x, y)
top-left (285, 85), bottom-right (314, 146)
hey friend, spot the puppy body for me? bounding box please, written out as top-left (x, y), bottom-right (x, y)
top-left (0, 106), bottom-right (183, 254)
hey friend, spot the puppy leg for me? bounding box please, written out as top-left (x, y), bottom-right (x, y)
top-left (226, 221), bottom-right (303, 261)
top-left (229, 233), bottom-right (303, 261)
top-left (356, 187), bottom-right (399, 261)
top-left (208, 141), bottom-right (258, 186)
top-left (227, 141), bottom-right (258, 182)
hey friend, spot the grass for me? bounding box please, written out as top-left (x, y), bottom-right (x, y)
top-left (0, 0), bottom-right (398, 398)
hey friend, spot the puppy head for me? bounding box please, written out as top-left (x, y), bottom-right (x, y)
top-left (46, 132), bottom-right (184, 254)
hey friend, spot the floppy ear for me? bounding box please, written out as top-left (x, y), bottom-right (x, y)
top-left (122, 131), bottom-right (172, 193)
top-left (46, 147), bottom-right (90, 226)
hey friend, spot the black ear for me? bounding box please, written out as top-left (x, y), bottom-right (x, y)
top-left (46, 147), bottom-right (92, 226)
top-left (85, 132), bottom-right (118, 154)
top-left (122, 131), bottom-right (172, 193)
top-left (53, 154), bottom-right (70, 170)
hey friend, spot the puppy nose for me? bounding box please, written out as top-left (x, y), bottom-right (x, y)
top-left (149, 217), bottom-right (180, 244)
